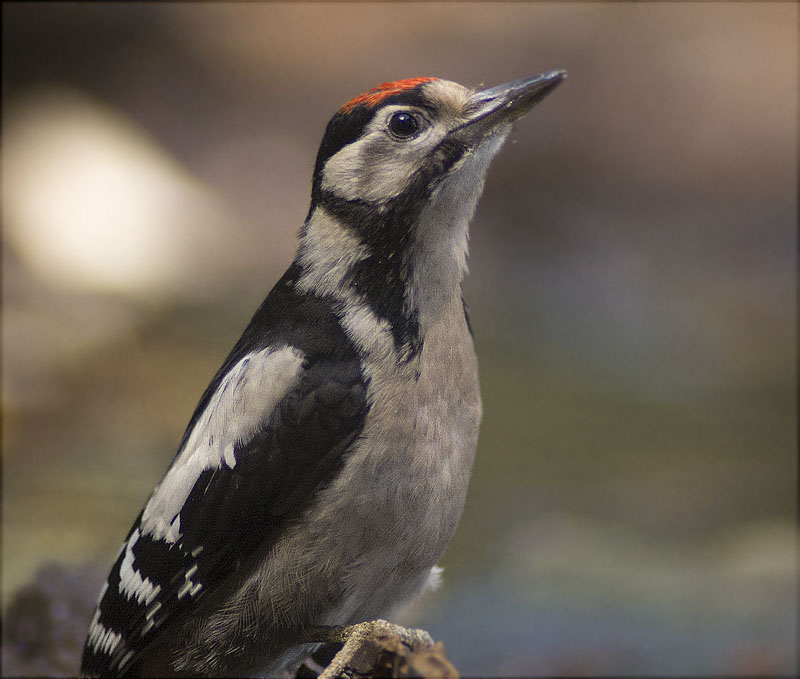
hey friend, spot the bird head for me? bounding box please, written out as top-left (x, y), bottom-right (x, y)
top-left (297, 73), bottom-right (565, 357)
top-left (312, 72), bottom-right (565, 207)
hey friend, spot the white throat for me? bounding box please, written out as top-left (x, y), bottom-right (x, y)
top-left (407, 131), bottom-right (509, 332)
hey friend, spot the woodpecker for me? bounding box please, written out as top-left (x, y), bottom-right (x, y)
top-left (81, 71), bottom-right (565, 678)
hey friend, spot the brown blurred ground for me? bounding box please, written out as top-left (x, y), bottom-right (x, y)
top-left (2, 3), bottom-right (797, 676)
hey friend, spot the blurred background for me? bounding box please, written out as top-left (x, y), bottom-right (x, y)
top-left (2, 3), bottom-right (796, 676)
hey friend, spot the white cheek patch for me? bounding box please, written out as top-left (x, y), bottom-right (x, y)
top-left (140, 345), bottom-right (306, 542)
top-left (320, 111), bottom-right (446, 205)
top-left (321, 139), bottom-right (411, 204)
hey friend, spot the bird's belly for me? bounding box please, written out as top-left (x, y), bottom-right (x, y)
top-left (243, 314), bottom-right (481, 673)
top-left (324, 416), bottom-right (478, 623)
top-left (314, 324), bottom-right (482, 623)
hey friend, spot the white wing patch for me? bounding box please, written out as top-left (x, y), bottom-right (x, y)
top-left (140, 345), bottom-right (306, 542)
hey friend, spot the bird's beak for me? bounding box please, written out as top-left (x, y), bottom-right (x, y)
top-left (458, 70), bottom-right (566, 136)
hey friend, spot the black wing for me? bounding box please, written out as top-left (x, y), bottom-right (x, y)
top-left (81, 268), bottom-right (369, 677)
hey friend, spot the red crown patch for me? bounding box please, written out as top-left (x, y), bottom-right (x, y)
top-left (339, 77), bottom-right (438, 114)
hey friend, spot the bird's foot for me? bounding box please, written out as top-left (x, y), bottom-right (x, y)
top-left (300, 620), bottom-right (454, 679)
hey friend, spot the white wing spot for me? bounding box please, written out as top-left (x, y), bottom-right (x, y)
top-left (146, 600), bottom-right (162, 620)
top-left (119, 650), bottom-right (135, 670)
top-left (118, 528), bottom-right (161, 605)
top-left (95, 580), bottom-right (109, 606)
top-left (140, 346), bottom-right (306, 543)
top-left (87, 608), bottom-right (122, 657)
top-left (177, 580), bottom-right (192, 600)
top-left (177, 562), bottom-right (202, 600)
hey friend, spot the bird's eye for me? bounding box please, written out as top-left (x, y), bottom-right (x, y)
top-left (388, 112), bottom-right (421, 139)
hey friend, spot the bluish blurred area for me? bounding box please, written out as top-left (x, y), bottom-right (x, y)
top-left (2, 4), bottom-right (796, 676)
